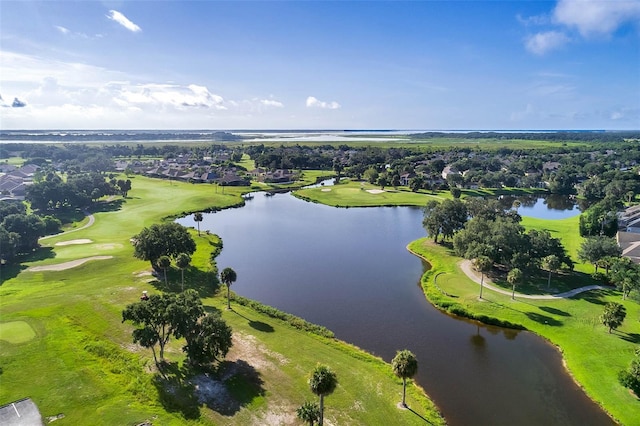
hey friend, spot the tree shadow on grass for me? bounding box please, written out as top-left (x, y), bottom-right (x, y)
top-left (92, 198), bottom-right (124, 213)
top-left (573, 289), bottom-right (610, 305)
top-left (1, 247), bottom-right (56, 285)
top-left (192, 359), bottom-right (265, 416)
top-left (230, 309), bottom-right (275, 333)
top-left (621, 333), bottom-right (640, 344)
top-left (525, 312), bottom-right (563, 327)
top-left (0, 263), bottom-right (29, 285)
top-left (406, 406), bottom-right (434, 424)
top-left (153, 362), bottom-right (201, 420)
top-left (151, 268), bottom-right (219, 298)
top-left (539, 306), bottom-right (571, 317)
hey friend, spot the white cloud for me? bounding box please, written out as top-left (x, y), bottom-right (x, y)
top-left (525, 31), bottom-right (571, 55)
top-left (553, 0), bottom-right (640, 37)
top-left (55, 25), bottom-right (70, 35)
top-left (261, 99), bottom-right (284, 108)
top-left (107, 10), bottom-right (142, 33)
top-left (306, 96), bottom-right (341, 110)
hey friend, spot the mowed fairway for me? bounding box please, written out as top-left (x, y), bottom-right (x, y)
top-left (0, 175), bottom-right (444, 425)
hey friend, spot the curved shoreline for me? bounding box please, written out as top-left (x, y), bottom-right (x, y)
top-left (406, 241), bottom-right (618, 424)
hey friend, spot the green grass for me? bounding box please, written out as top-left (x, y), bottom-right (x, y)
top-left (0, 174), bottom-right (444, 425)
top-left (0, 321), bottom-right (36, 344)
top-left (408, 238), bottom-right (640, 425)
top-left (295, 180), bottom-right (448, 207)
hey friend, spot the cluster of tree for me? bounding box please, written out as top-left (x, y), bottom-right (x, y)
top-left (579, 199), bottom-right (620, 237)
top-left (26, 172), bottom-right (123, 212)
top-left (0, 200), bottom-right (61, 264)
top-left (245, 145), bottom-right (336, 170)
top-left (122, 289), bottom-right (232, 366)
top-left (132, 223), bottom-right (196, 272)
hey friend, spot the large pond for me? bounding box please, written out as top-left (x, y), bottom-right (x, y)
top-left (176, 192), bottom-right (612, 425)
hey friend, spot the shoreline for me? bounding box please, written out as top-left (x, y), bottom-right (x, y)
top-left (406, 240), bottom-right (619, 424)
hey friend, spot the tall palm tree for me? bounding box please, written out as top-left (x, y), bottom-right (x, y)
top-left (308, 364), bottom-right (337, 426)
top-left (220, 267), bottom-right (237, 310)
top-left (507, 267), bottom-right (523, 300)
top-left (473, 256), bottom-right (492, 299)
top-left (542, 255), bottom-right (561, 289)
top-left (157, 255), bottom-right (171, 288)
top-left (193, 212), bottom-right (203, 236)
top-left (392, 349), bottom-right (418, 407)
top-left (176, 253), bottom-right (191, 291)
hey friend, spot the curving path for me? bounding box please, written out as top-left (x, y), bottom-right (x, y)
top-left (458, 259), bottom-right (611, 300)
top-left (39, 211), bottom-right (95, 241)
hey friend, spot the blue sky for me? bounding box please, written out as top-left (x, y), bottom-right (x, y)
top-left (1, 1), bottom-right (639, 130)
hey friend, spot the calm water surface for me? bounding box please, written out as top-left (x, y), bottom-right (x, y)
top-left (177, 192), bottom-right (613, 426)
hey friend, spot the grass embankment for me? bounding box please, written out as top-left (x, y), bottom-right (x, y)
top-left (408, 235), bottom-right (640, 425)
top-left (0, 175), bottom-right (444, 425)
top-left (295, 179), bottom-right (549, 208)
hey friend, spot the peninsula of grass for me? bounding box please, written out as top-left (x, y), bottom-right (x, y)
top-left (0, 175), bottom-right (444, 425)
top-left (408, 236), bottom-right (640, 425)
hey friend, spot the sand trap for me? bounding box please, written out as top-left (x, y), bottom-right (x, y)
top-left (321, 188), bottom-right (332, 192)
top-left (27, 256), bottom-right (113, 272)
top-left (55, 239), bottom-right (92, 246)
top-left (366, 189), bottom-right (385, 194)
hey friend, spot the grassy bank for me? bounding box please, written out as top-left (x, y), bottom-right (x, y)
top-left (408, 238), bottom-right (640, 425)
top-left (0, 175), bottom-right (444, 425)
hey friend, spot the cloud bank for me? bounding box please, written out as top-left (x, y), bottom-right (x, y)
top-left (523, 0), bottom-right (640, 54)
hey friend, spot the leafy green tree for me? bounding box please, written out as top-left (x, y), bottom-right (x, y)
top-left (296, 401), bottom-right (321, 426)
top-left (158, 255), bottom-right (171, 287)
top-left (392, 349), bottom-right (418, 407)
top-left (473, 256), bottom-right (492, 299)
top-left (600, 302), bottom-right (626, 333)
top-left (609, 258), bottom-right (640, 300)
top-left (450, 186), bottom-right (461, 199)
top-left (409, 176), bottom-right (424, 192)
top-left (122, 290), bottom-right (204, 364)
top-left (176, 253), bottom-right (191, 291)
top-left (220, 267), bottom-right (237, 310)
top-left (193, 212), bottom-right (203, 236)
top-left (182, 312), bottom-right (233, 366)
top-left (541, 255), bottom-right (561, 289)
top-left (618, 348), bottom-right (640, 395)
top-left (579, 202), bottom-right (618, 237)
top-left (308, 364), bottom-right (337, 426)
top-left (578, 236), bottom-right (622, 272)
top-left (363, 167), bottom-right (379, 184)
top-left (1, 213), bottom-right (46, 253)
top-left (507, 268), bottom-right (523, 300)
top-left (422, 199), bottom-right (467, 243)
top-left (132, 222), bottom-right (196, 270)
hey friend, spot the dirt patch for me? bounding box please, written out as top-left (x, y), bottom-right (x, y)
top-left (229, 332), bottom-right (289, 370)
top-left (27, 256), bottom-right (113, 272)
top-left (55, 239), bottom-right (92, 246)
top-left (366, 189), bottom-right (385, 194)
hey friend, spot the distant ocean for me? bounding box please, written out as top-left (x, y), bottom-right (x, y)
top-left (0, 129), bottom-right (614, 143)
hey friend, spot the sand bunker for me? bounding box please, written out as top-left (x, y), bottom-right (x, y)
top-left (55, 239), bottom-right (93, 246)
top-left (321, 188), bottom-right (332, 192)
top-left (366, 189), bottom-right (385, 194)
top-left (27, 256), bottom-right (113, 272)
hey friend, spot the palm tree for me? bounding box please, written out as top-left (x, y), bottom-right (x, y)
top-left (296, 401), bottom-right (320, 426)
top-left (308, 364), bottom-right (337, 426)
top-left (507, 267), bottom-right (523, 300)
top-left (392, 349), bottom-right (418, 408)
top-left (542, 255), bottom-right (561, 289)
top-left (157, 255), bottom-right (171, 288)
top-left (193, 212), bottom-right (203, 236)
top-left (176, 253), bottom-right (191, 291)
top-left (473, 256), bottom-right (492, 299)
top-left (220, 267), bottom-right (237, 310)
top-left (600, 302), bottom-right (626, 333)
